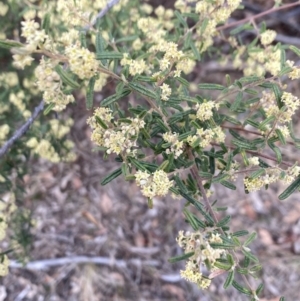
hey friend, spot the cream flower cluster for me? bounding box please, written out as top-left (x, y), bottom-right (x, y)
top-left (286, 60), bottom-right (300, 80)
top-left (0, 192), bottom-right (17, 276)
top-left (49, 118), bottom-right (74, 139)
top-left (160, 83), bottom-right (172, 101)
top-left (187, 126), bottom-right (225, 148)
top-left (162, 132), bottom-right (184, 158)
top-left (13, 16), bottom-right (51, 69)
top-left (87, 108), bottom-right (145, 156)
top-left (260, 30), bottom-right (277, 46)
top-left (196, 101), bottom-right (219, 121)
top-left (259, 91), bottom-right (300, 137)
top-left (26, 135), bottom-right (76, 163)
top-left (176, 230), bottom-right (226, 289)
top-left (120, 54), bottom-right (147, 76)
top-left (0, 125), bottom-right (10, 143)
top-left (57, 0), bottom-right (92, 27)
top-left (192, 0), bottom-right (242, 53)
top-left (244, 165), bottom-right (300, 192)
top-left (135, 170), bottom-right (173, 198)
top-left (35, 57), bottom-right (75, 111)
top-left (65, 45), bottom-right (98, 80)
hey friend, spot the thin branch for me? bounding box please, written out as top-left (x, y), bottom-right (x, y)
top-left (9, 256), bottom-right (160, 270)
top-left (0, 100), bottom-right (44, 159)
top-left (188, 148), bottom-right (218, 223)
top-left (221, 125), bottom-right (262, 136)
top-left (217, 1), bottom-right (300, 31)
top-left (211, 142), bottom-right (293, 167)
top-left (83, 0), bottom-right (120, 32)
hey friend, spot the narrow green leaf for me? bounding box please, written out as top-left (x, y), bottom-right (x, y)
top-left (86, 75), bottom-right (97, 110)
top-left (236, 268), bottom-right (249, 275)
top-left (227, 254), bottom-right (235, 266)
top-left (101, 168), bottom-right (122, 185)
top-left (184, 31), bottom-right (192, 49)
top-left (95, 116), bottom-right (108, 129)
top-left (147, 198), bottom-right (153, 209)
top-left (210, 243), bottom-right (236, 249)
top-left (96, 52), bottom-right (123, 60)
top-left (230, 91), bottom-right (243, 112)
top-left (101, 89), bottom-right (131, 106)
top-left (279, 66), bottom-right (293, 76)
top-left (129, 158), bottom-right (147, 172)
top-left (232, 139), bottom-right (257, 150)
top-left (41, 13), bottom-right (51, 34)
top-left (279, 297), bottom-right (285, 301)
top-left (242, 248), bottom-right (259, 263)
top-left (190, 40), bottom-right (201, 61)
top-left (239, 76), bottom-right (263, 83)
top-left (223, 270), bottom-right (234, 289)
top-left (212, 173), bottom-right (229, 183)
top-left (220, 180), bottom-right (236, 190)
top-left (249, 169), bottom-right (265, 180)
top-left (288, 121), bottom-right (300, 143)
top-left (275, 129), bottom-right (286, 145)
top-left (121, 163), bottom-right (128, 176)
top-left (0, 38), bottom-right (23, 49)
top-left (95, 32), bottom-right (107, 65)
top-left (54, 65), bottom-right (81, 89)
top-left (200, 18), bottom-right (208, 34)
top-left (129, 82), bottom-right (157, 99)
top-left (158, 160), bottom-right (169, 171)
top-left (250, 265), bottom-right (262, 273)
top-left (245, 119), bottom-right (260, 128)
top-left (230, 23), bottom-right (253, 35)
top-left (244, 232), bottom-right (257, 247)
top-left (244, 88), bottom-right (258, 95)
top-left (289, 45), bottom-right (300, 57)
top-left (43, 103), bottom-right (55, 115)
top-left (115, 35), bottom-right (139, 43)
top-left (217, 215), bottom-right (231, 227)
top-left (279, 176), bottom-right (300, 200)
top-left (214, 261), bottom-right (232, 270)
top-left (198, 83), bottom-right (225, 90)
top-left (232, 280), bottom-right (252, 295)
top-left (168, 251), bottom-right (194, 263)
top-left (243, 256), bottom-right (250, 268)
top-left (267, 138), bottom-right (282, 163)
top-left (258, 158), bottom-right (270, 168)
top-left (225, 74), bottom-right (231, 86)
top-left (183, 209), bottom-right (199, 230)
top-left (174, 10), bottom-right (188, 28)
top-left (271, 84), bottom-right (283, 108)
top-left (199, 171), bottom-right (213, 179)
top-left (176, 77), bottom-right (189, 87)
top-left (230, 237), bottom-right (240, 248)
top-left (80, 32), bottom-right (87, 48)
top-left (280, 48), bottom-right (286, 70)
top-left (155, 118), bottom-right (169, 132)
top-left (259, 116), bottom-right (275, 130)
top-left (136, 75), bottom-right (156, 83)
top-left (232, 230), bottom-right (249, 237)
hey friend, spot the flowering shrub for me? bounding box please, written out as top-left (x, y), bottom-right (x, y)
top-left (1, 0), bottom-right (300, 299)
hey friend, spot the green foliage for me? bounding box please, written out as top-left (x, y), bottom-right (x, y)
top-left (1, 0), bottom-right (300, 299)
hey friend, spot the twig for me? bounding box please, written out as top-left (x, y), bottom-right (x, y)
top-left (210, 142), bottom-right (293, 167)
top-left (217, 1), bottom-right (300, 31)
top-left (0, 100), bottom-right (44, 159)
top-left (83, 0), bottom-right (120, 32)
top-left (9, 256), bottom-right (160, 271)
top-left (188, 148), bottom-right (218, 223)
